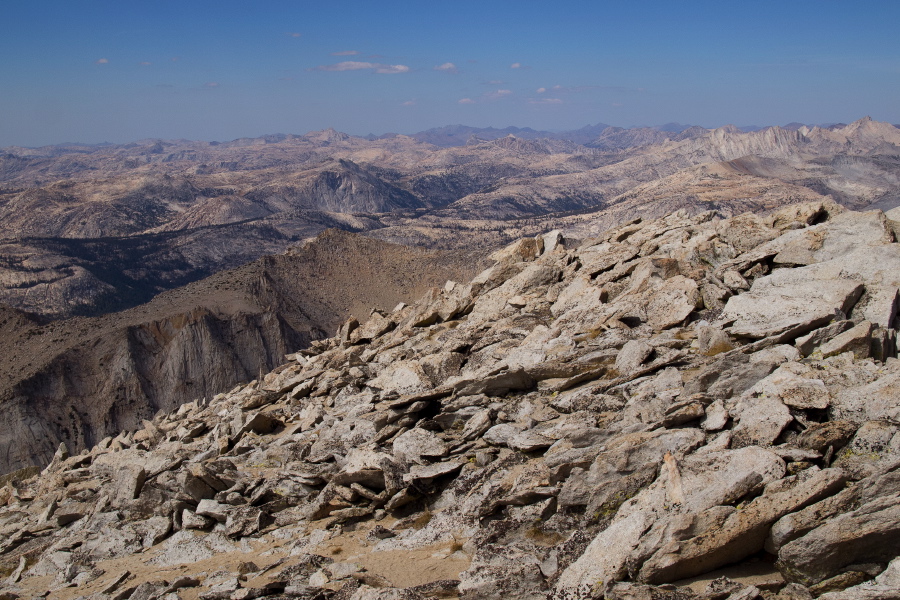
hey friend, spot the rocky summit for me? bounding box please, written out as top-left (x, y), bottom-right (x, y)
top-left (3, 201), bottom-right (900, 600)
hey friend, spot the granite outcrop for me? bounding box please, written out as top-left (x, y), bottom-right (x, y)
top-left (2, 202), bottom-right (900, 600)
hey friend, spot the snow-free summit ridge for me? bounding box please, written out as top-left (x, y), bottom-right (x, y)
top-left (2, 201), bottom-right (900, 599)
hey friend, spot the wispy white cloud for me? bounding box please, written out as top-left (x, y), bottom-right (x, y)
top-left (401, 99), bottom-right (416, 106)
top-left (332, 50), bottom-right (359, 56)
top-left (95, 58), bottom-right (109, 64)
top-left (485, 89), bottom-right (512, 100)
top-left (375, 64), bottom-right (410, 74)
top-left (434, 62), bottom-right (458, 74)
top-left (312, 61), bottom-right (409, 74)
top-left (458, 98), bottom-right (475, 104)
top-left (204, 81), bottom-right (219, 88)
top-left (288, 32), bottom-right (302, 38)
top-left (510, 62), bottom-right (522, 69)
top-left (538, 84), bottom-right (643, 95)
top-left (529, 98), bottom-right (562, 104)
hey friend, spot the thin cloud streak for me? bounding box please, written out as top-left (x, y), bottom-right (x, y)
top-left (312, 61), bottom-right (410, 74)
top-left (485, 89), bottom-right (512, 100)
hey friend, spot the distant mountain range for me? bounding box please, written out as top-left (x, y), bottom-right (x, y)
top-left (1, 117), bottom-right (899, 473)
top-left (2, 117), bottom-right (899, 320)
top-left (363, 121), bottom-right (873, 147)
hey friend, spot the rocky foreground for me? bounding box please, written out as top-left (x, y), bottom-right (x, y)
top-left (2, 201), bottom-right (900, 600)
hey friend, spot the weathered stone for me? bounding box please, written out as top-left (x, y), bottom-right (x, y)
top-left (352, 312), bottom-right (395, 343)
top-left (458, 544), bottom-right (548, 600)
top-left (832, 421), bottom-right (900, 480)
top-left (615, 340), bottom-right (654, 374)
top-left (719, 279), bottom-right (863, 340)
top-left (489, 237), bottom-right (543, 264)
top-left (794, 320), bottom-right (855, 357)
top-left (195, 499), bottom-right (230, 522)
top-left (772, 210), bottom-right (894, 266)
top-left (817, 555), bottom-right (900, 600)
top-left (199, 577), bottom-right (241, 600)
top-left (796, 420), bottom-right (857, 453)
top-left (749, 363), bottom-right (831, 410)
top-left (384, 488), bottom-right (417, 511)
top-left (239, 412), bottom-right (282, 436)
top-left (640, 468), bottom-right (848, 584)
top-left (702, 400), bottom-right (729, 432)
top-left (856, 285), bottom-right (900, 329)
top-left (817, 321), bottom-right (876, 359)
top-left (646, 276), bottom-right (701, 330)
top-left (452, 368), bottom-right (536, 397)
top-left (556, 447), bottom-right (785, 596)
top-left (402, 461), bottom-right (465, 484)
top-left (392, 428), bottom-right (448, 465)
top-left (182, 509), bottom-right (214, 530)
top-left (777, 495), bottom-right (900, 586)
top-left (682, 345), bottom-right (799, 401)
top-left (461, 409), bottom-right (494, 441)
top-left (225, 506), bottom-right (271, 538)
top-left (661, 399), bottom-right (707, 428)
top-left (368, 360), bottom-right (432, 396)
top-left (111, 465), bottom-right (146, 508)
top-left (830, 372), bottom-right (900, 424)
top-left (605, 581), bottom-right (698, 599)
top-left (697, 325), bottom-right (735, 356)
top-left (482, 423), bottom-right (525, 447)
top-left (731, 394), bottom-right (793, 448)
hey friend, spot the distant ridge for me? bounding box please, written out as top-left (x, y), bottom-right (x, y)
top-left (396, 123), bottom-right (613, 147)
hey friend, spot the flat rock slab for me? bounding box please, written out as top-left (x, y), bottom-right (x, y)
top-left (403, 461), bottom-right (466, 484)
top-left (777, 496), bottom-right (900, 586)
top-left (720, 279), bottom-right (863, 340)
top-left (392, 428), bottom-right (448, 465)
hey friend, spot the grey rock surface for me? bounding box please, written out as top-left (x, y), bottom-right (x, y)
top-left (1, 204), bottom-right (900, 600)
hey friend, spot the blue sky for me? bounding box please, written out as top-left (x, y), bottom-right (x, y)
top-left (1, 0), bottom-right (898, 146)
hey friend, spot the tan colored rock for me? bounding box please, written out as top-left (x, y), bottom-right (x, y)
top-left (489, 237), bottom-right (543, 264)
top-left (720, 279), bottom-right (863, 340)
top-left (646, 276), bottom-right (701, 330)
top-left (639, 468), bottom-right (848, 584)
top-left (817, 320), bottom-right (875, 359)
top-left (750, 363), bottom-right (831, 410)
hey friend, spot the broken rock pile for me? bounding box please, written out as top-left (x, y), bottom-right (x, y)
top-left (2, 201), bottom-right (900, 600)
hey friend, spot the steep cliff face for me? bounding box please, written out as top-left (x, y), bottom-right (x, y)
top-left (0, 307), bottom-right (309, 472)
top-left (0, 230), bottom-right (487, 473)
